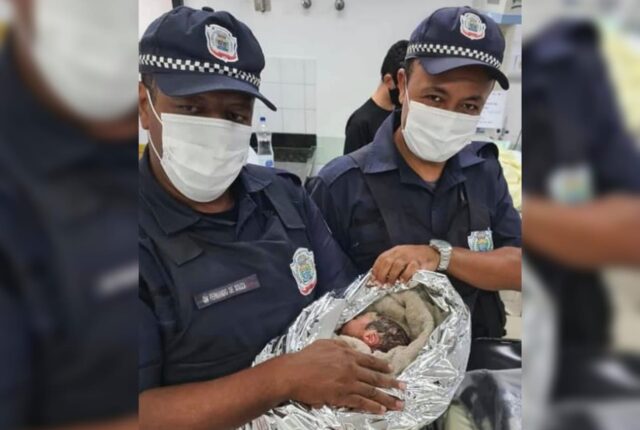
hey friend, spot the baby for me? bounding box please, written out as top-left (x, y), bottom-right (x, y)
top-left (339, 312), bottom-right (411, 352)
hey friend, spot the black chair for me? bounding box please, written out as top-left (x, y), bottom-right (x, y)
top-left (554, 349), bottom-right (640, 400)
top-left (423, 339), bottom-right (522, 429)
top-left (466, 337), bottom-right (522, 371)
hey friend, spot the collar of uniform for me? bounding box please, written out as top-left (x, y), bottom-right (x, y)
top-left (235, 165), bottom-right (274, 234)
top-left (0, 39), bottom-right (111, 175)
top-left (429, 146), bottom-right (490, 193)
top-left (139, 149), bottom-right (273, 235)
top-left (239, 164), bottom-right (273, 193)
top-left (457, 143), bottom-right (487, 168)
top-left (140, 149), bottom-right (201, 235)
top-left (393, 145), bottom-right (468, 193)
top-left (359, 110), bottom-right (402, 174)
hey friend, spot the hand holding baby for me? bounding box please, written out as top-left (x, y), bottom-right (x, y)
top-left (281, 339), bottom-right (406, 414)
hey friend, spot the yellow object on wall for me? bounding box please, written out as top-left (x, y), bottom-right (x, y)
top-left (601, 23), bottom-right (640, 138)
top-left (499, 149), bottom-right (522, 212)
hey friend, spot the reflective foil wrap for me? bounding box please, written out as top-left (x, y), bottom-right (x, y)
top-left (243, 270), bottom-right (471, 430)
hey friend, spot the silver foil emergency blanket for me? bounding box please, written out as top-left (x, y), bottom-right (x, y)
top-left (243, 270), bottom-right (471, 430)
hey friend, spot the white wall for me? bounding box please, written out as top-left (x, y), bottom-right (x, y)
top-left (255, 57), bottom-right (318, 135)
top-left (0, 1), bottom-right (12, 21)
top-left (138, 0), bottom-right (174, 38)
top-left (141, 0), bottom-right (469, 139)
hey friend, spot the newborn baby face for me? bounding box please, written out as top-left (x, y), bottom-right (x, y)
top-left (340, 312), bottom-right (379, 347)
top-left (340, 312), bottom-right (410, 352)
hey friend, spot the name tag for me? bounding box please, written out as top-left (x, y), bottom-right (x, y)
top-left (194, 274), bottom-right (261, 309)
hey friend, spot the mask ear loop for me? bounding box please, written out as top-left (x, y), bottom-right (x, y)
top-left (145, 88), bottom-right (164, 161)
top-left (404, 77), bottom-right (410, 105)
top-left (403, 78), bottom-right (413, 130)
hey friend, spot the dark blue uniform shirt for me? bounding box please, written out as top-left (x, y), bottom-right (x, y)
top-left (524, 21), bottom-right (640, 346)
top-left (0, 42), bottom-right (138, 427)
top-left (307, 111), bottom-right (521, 337)
top-left (139, 151), bottom-right (356, 391)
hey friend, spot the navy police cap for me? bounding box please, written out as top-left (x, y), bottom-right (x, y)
top-left (139, 6), bottom-right (276, 110)
top-left (406, 6), bottom-right (509, 90)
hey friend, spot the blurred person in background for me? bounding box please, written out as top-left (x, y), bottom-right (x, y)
top-left (524, 21), bottom-right (640, 349)
top-left (138, 7), bottom-right (408, 429)
top-left (523, 4), bottom-right (640, 429)
top-left (0, 0), bottom-right (138, 428)
top-left (308, 6), bottom-right (522, 341)
top-left (344, 40), bottom-right (408, 155)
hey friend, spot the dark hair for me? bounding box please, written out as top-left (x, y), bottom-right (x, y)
top-left (380, 40), bottom-right (409, 85)
top-left (402, 58), bottom-right (418, 83)
top-left (141, 73), bottom-right (156, 100)
top-left (366, 315), bottom-right (411, 352)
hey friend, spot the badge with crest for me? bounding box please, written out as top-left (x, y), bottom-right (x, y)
top-left (468, 229), bottom-right (494, 252)
top-left (290, 248), bottom-right (317, 296)
top-left (205, 24), bottom-right (239, 62)
top-left (460, 12), bottom-right (486, 40)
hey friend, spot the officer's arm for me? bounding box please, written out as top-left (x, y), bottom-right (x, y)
top-left (138, 275), bottom-right (291, 430)
top-left (140, 266), bottom-right (291, 429)
top-left (447, 246), bottom-right (522, 291)
top-left (446, 156), bottom-right (522, 291)
top-left (139, 296), bottom-right (163, 396)
top-left (522, 47), bottom-right (640, 269)
top-left (139, 356), bottom-right (292, 430)
top-left (139, 340), bottom-right (403, 430)
top-left (523, 96), bottom-right (640, 268)
top-left (0, 218), bottom-right (138, 430)
top-left (0, 303), bottom-right (139, 430)
top-left (524, 195), bottom-right (640, 268)
top-left (373, 156), bottom-right (522, 290)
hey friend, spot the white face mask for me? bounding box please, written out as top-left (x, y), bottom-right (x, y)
top-left (146, 91), bottom-right (251, 203)
top-left (28, 0), bottom-right (138, 121)
top-left (401, 83), bottom-right (481, 163)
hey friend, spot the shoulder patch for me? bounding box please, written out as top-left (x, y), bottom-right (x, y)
top-left (273, 168), bottom-right (302, 187)
top-left (243, 163), bottom-right (301, 186)
top-left (470, 141), bottom-right (499, 159)
top-left (315, 155), bottom-right (359, 185)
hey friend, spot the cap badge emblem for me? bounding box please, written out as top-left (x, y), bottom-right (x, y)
top-left (460, 12), bottom-right (486, 40)
top-left (205, 24), bottom-right (239, 62)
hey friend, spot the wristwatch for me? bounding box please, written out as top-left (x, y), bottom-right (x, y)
top-left (429, 239), bottom-right (452, 272)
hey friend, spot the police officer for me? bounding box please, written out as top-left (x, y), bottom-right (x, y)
top-left (524, 21), bottom-right (640, 348)
top-left (138, 7), bottom-right (405, 429)
top-left (0, 0), bottom-right (138, 428)
top-left (307, 7), bottom-right (522, 339)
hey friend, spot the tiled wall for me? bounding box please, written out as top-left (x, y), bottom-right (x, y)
top-left (252, 57), bottom-right (317, 135)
